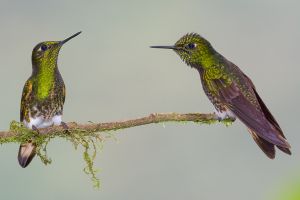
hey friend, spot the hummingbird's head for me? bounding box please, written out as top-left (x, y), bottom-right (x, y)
top-left (151, 33), bottom-right (217, 69)
top-left (31, 32), bottom-right (81, 71)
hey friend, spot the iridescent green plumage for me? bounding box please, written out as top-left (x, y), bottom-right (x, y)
top-left (151, 33), bottom-right (291, 158)
top-left (21, 41), bottom-right (65, 124)
top-left (19, 32), bottom-right (81, 168)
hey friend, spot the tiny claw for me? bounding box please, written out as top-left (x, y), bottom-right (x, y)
top-left (32, 125), bottom-right (40, 134)
top-left (213, 112), bottom-right (222, 122)
top-left (227, 116), bottom-right (236, 122)
top-left (61, 122), bottom-right (70, 133)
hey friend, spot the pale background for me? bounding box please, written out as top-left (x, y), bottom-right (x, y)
top-left (0, 0), bottom-right (299, 199)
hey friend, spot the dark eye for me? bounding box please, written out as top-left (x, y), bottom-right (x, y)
top-left (40, 44), bottom-right (48, 51)
top-left (187, 43), bottom-right (197, 49)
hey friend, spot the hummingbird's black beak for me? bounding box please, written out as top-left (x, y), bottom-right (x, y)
top-left (150, 45), bottom-right (177, 50)
top-left (60, 31), bottom-right (82, 45)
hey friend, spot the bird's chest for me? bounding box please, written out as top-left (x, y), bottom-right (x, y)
top-left (21, 71), bottom-right (65, 129)
top-left (28, 84), bottom-right (64, 119)
top-left (32, 98), bottom-right (62, 117)
top-left (24, 95), bottom-right (63, 129)
top-left (200, 71), bottom-right (232, 111)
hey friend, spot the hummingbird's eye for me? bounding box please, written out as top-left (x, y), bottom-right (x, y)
top-left (40, 44), bottom-right (48, 51)
top-left (187, 43), bottom-right (197, 49)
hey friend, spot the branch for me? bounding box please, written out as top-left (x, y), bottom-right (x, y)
top-left (0, 112), bottom-right (234, 188)
top-left (0, 112), bottom-right (232, 140)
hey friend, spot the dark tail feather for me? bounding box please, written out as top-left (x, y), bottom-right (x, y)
top-left (249, 129), bottom-right (291, 159)
top-left (277, 146), bottom-right (292, 155)
top-left (249, 129), bottom-right (275, 159)
top-left (251, 84), bottom-right (292, 153)
top-left (18, 142), bottom-right (36, 168)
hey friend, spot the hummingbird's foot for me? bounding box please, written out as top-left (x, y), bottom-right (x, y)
top-left (214, 109), bottom-right (236, 122)
top-left (213, 111), bottom-right (224, 122)
top-left (32, 125), bottom-right (40, 134)
top-left (61, 121), bottom-right (70, 133)
top-left (217, 117), bottom-right (222, 122)
top-left (227, 116), bottom-right (236, 122)
top-left (215, 114), bottom-right (236, 122)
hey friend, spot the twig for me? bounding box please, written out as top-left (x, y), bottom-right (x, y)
top-left (0, 112), bottom-right (232, 139)
top-left (0, 112), bottom-right (234, 188)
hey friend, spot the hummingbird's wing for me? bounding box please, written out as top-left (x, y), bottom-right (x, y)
top-left (20, 79), bottom-right (33, 122)
top-left (19, 79), bottom-right (36, 167)
top-left (213, 74), bottom-right (291, 154)
top-left (243, 74), bottom-right (291, 156)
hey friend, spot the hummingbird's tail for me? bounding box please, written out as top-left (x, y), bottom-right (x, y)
top-left (249, 129), bottom-right (291, 159)
top-left (18, 141), bottom-right (36, 168)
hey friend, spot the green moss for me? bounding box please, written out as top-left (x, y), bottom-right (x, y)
top-left (59, 128), bottom-right (104, 189)
top-left (36, 137), bottom-right (52, 165)
top-left (83, 139), bottom-right (100, 188)
top-left (7, 121), bottom-right (37, 143)
top-left (5, 120), bottom-right (105, 188)
top-left (191, 118), bottom-right (217, 125)
top-left (221, 117), bottom-right (235, 127)
top-left (2, 116), bottom-right (234, 189)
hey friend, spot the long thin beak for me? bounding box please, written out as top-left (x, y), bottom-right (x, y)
top-left (60, 31), bottom-right (82, 45)
top-left (150, 45), bottom-right (177, 50)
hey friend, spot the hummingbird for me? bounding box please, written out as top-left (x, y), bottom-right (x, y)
top-left (151, 33), bottom-right (291, 158)
top-left (18, 31), bottom-right (81, 168)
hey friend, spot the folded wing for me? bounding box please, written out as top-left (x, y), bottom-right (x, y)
top-left (214, 74), bottom-right (291, 157)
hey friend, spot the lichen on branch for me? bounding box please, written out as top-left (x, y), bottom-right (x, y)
top-left (0, 112), bottom-right (234, 188)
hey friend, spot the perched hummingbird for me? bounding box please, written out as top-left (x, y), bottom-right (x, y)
top-left (151, 33), bottom-right (291, 158)
top-left (18, 31), bottom-right (81, 168)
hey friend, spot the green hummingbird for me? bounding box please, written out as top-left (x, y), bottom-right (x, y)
top-left (18, 31), bottom-right (81, 168)
top-left (151, 33), bottom-right (291, 158)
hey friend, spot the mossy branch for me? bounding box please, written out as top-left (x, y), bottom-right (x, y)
top-left (0, 112), bottom-right (234, 188)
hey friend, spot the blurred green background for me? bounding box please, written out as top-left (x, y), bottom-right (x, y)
top-left (0, 0), bottom-right (299, 199)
